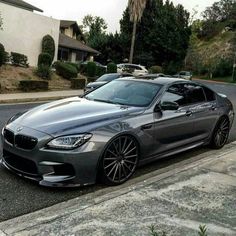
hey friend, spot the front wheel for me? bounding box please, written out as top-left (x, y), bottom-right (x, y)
top-left (99, 136), bottom-right (139, 185)
top-left (211, 117), bottom-right (230, 149)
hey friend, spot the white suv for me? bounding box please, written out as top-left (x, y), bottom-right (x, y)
top-left (117, 63), bottom-right (148, 76)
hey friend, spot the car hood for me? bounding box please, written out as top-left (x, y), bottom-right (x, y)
top-left (87, 81), bottom-right (107, 88)
top-left (12, 97), bottom-right (144, 136)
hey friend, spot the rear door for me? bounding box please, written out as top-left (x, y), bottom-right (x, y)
top-left (185, 84), bottom-right (219, 141)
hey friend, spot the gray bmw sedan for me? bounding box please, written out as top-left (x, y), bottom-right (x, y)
top-left (1, 78), bottom-right (234, 187)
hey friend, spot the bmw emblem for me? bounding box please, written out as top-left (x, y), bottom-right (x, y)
top-left (16, 127), bottom-right (23, 132)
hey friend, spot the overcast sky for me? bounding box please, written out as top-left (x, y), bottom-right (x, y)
top-left (26, 0), bottom-right (217, 33)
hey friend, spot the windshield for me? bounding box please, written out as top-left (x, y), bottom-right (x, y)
top-left (97, 74), bottom-right (119, 82)
top-left (85, 80), bottom-right (162, 107)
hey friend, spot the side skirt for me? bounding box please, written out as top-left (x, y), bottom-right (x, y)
top-left (138, 141), bottom-right (205, 166)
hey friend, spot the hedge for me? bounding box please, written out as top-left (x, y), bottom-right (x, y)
top-left (86, 61), bottom-right (96, 77)
top-left (55, 61), bottom-right (78, 80)
top-left (11, 52), bottom-right (29, 67)
top-left (66, 62), bottom-right (80, 73)
top-left (71, 78), bottom-right (86, 89)
top-left (0, 43), bottom-right (5, 66)
top-left (38, 53), bottom-right (52, 66)
top-left (96, 66), bottom-right (106, 77)
top-left (42, 35), bottom-right (55, 63)
top-left (19, 80), bottom-right (49, 92)
top-left (107, 63), bottom-right (117, 73)
top-left (36, 64), bottom-right (51, 80)
top-left (87, 77), bottom-right (97, 83)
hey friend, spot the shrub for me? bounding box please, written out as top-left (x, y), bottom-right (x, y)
top-left (86, 61), bottom-right (97, 77)
top-left (55, 61), bottom-right (78, 80)
top-left (87, 77), bottom-right (97, 83)
top-left (96, 66), bottom-right (106, 77)
top-left (163, 61), bottom-right (182, 75)
top-left (4, 51), bottom-right (10, 63)
top-left (149, 65), bottom-right (162, 74)
top-left (79, 62), bottom-right (87, 74)
top-left (11, 52), bottom-right (29, 67)
top-left (71, 78), bottom-right (86, 89)
top-left (19, 80), bottom-right (48, 92)
top-left (42, 35), bottom-right (55, 63)
top-left (107, 63), bottom-right (117, 73)
top-left (212, 58), bottom-right (233, 77)
top-left (0, 43), bottom-right (5, 67)
top-left (66, 62), bottom-right (80, 73)
top-left (36, 65), bottom-right (52, 80)
top-left (38, 53), bottom-right (52, 66)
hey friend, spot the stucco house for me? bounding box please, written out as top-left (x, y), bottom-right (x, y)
top-left (0, 0), bottom-right (60, 66)
top-left (0, 0), bottom-right (99, 66)
top-left (58, 20), bottom-right (99, 63)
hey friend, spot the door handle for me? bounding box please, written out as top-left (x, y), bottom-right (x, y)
top-left (185, 111), bottom-right (193, 117)
top-left (210, 105), bottom-right (217, 111)
top-left (141, 124), bottom-right (153, 130)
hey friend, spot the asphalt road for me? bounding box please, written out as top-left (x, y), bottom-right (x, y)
top-left (0, 81), bottom-right (235, 222)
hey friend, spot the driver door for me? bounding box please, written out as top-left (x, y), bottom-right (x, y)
top-left (152, 83), bottom-right (196, 155)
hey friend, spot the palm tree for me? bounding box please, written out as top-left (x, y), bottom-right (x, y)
top-left (128, 0), bottom-right (147, 63)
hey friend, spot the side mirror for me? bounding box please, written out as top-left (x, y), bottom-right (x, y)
top-left (160, 101), bottom-right (179, 111)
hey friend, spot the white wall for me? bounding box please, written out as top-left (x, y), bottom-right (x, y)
top-left (0, 2), bottom-right (60, 66)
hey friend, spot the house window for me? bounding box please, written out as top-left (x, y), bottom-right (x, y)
top-left (58, 48), bottom-right (69, 61)
top-left (76, 52), bottom-right (83, 61)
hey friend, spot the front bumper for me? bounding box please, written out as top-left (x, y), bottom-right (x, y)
top-left (1, 125), bottom-right (102, 187)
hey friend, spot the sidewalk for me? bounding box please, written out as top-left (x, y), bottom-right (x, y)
top-left (0, 90), bottom-right (84, 104)
top-left (0, 144), bottom-right (236, 236)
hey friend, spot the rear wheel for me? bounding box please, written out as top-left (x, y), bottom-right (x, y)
top-left (99, 136), bottom-right (139, 185)
top-left (211, 117), bottom-right (230, 149)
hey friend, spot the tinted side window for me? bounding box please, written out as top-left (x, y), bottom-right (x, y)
top-left (184, 84), bottom-right (206, 104)
top-left (161, 84), bottom-right (188, 106)
top-left (203, 87), bottom-right (216, 101)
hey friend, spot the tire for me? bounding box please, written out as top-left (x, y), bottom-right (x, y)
top-left (211, 116), bottom-right (230, 149)
top-left (99, 135), bottom-right (139, 186)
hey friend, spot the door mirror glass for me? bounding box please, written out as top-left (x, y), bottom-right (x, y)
top-left (161, 101), bottom-right (179, 111)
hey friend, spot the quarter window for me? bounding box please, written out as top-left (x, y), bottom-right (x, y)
top-left (203, 87), bottom-right (216, 101)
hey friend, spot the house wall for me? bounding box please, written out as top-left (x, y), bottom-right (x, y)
top-left (64, 27), bottom-right (76, 39)
top-left (0, 2), bottom-right (60, 66)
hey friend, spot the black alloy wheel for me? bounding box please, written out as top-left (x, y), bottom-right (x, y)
top-left (100, 136), bottom-right (139, 185)
top-left (211, 117), bottom-right (230, 149)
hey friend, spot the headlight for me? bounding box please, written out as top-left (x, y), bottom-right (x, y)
top-left (47, 134), bottom-right (92, 150)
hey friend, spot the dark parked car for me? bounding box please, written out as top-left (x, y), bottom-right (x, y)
top-left (174, 71), bottom-right (193, 80)
top-left (1, 78), bottom-right (234, 187)
top-left (85, 73), bottom-right (132, 93)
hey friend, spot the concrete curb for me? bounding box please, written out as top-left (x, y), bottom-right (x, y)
top-left (1, 143), bottom-right (236, 235)
top-left (0, 96), bottom-right (76, 104)
top-left (0, 90), bottom-right (83, 104)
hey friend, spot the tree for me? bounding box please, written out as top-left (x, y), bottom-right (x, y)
top-left (82, 15), bottom-right (107, 43)
top-left (128, 0), bottom-right (147, 63)
top-left (120, 0), bottom-right (191, 69)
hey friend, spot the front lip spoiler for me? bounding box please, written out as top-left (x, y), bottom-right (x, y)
top-left (1, 158), bottom-right (41, 182)
top-left (1, 158), bottom-right (88, 188)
